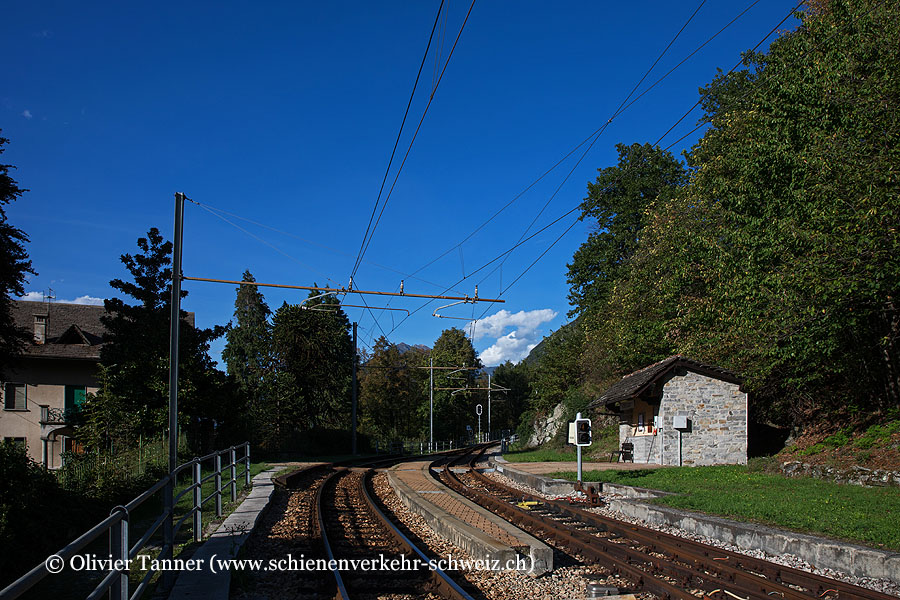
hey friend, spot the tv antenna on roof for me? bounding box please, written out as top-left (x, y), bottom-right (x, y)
top-left (43, 288), bottom-right (55, 304)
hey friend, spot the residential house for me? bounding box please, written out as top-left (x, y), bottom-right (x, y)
top-left (590, 355), bottom-right (748, 466)
top-left (1, 300), bottom-right (107, 468)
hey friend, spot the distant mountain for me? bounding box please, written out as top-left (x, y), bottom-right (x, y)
top-left (395, 342), bottom-right (430, 354)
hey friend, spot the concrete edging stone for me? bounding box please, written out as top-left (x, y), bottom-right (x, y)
top-left (386, 465), bottom-right (552, 575)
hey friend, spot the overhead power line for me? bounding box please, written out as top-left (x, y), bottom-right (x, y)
top-left (399, 0), bottom-right (760, 292)
top-left (350, 0), bottom-right (447, 282)
top-left (377, 1), bottom-right (806, 345)
top-left (350, 0), bottom-right (478, 285)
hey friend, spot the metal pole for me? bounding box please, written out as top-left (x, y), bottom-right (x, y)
top-left (351, 322), bottom-right (358, 455)
top-left (576, 411), bottom-right (583, 484)
top-left (192, 459), bottom-right (202, 543)
top-left (429, 356), bottom-right (433, 452)
top-left (487, 373), bottom-right (491, 441)
top-left (163, 191), bottom-right (184, 588)
top-left (109, 506), bottom-right (128, 600)
top-left (215, 453), bottom-right (223, 517)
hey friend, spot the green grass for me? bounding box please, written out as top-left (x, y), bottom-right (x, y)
top-left (549, 465), bottom-right (900, 550)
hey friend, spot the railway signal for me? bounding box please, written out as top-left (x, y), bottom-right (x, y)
top-left (575, 417), bottom-right (592, 447)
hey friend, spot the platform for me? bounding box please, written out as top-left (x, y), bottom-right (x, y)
top-left (386, 459), bottom-right (553, 575)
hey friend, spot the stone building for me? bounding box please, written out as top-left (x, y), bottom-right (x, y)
top-left (0, 300), bottom-right (107, 468)
top-left (589, 355), bottom-right (748, 466)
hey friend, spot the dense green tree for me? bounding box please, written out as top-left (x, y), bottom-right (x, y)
top-left (566, 143), bottom-right (686, 318)
top-left (479, 360), bottom-right (531, 433)
top-left (222, 270), bottom-right (272, 445)
top-left (358, 337), bottom-right (427, 441)
top-left (0, 133), bottom-right (35, 374)
top-left (270, 290), bottom-right (354, 434)
top-left (679, 0), bottom-right (899, 421)
top-left (528, 321), bottom-right (585, 414)
top-left (427, 328), bottom-right (481, 439)
top-left (82, 228), bottom-right (226, 449)
top-left (592, 0), bottom-right (900, 425)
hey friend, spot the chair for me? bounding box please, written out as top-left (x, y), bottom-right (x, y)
top-left (609, 442), bottom-right (635, 463)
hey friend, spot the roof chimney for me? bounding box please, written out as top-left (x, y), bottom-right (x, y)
top-left (34, 314), bottom-right (47, 344)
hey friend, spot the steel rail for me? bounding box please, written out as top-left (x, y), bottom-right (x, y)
top-left (539, 490), bottom-right (898, 600)
top-left (458, 447), bottom-right (894, 600)
top-left (439, 448), bottom-right (715, 600)
top-left (315, 469), bottom-right (351, 600)
top-left (360, 468), bottom-right (475, 600)
top-left (464, 462), bottom-right (797, 600)
top-left (315, 466), bottom-right (473, 600)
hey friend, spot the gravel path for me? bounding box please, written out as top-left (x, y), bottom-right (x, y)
top-left (484, 470), bottom-right (900, 598)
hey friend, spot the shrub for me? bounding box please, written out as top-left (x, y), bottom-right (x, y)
top-left (0, 441), bottom-right (99, 588)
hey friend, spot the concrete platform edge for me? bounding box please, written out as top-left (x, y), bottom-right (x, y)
top-left (491, 455), bottom-right (900, 585)
top-left (489, 455), bottom-right (576, 495)
top-left (606, 496), bottom-right (900, 585)
top-left (386, 467), bottom-right (552, 575)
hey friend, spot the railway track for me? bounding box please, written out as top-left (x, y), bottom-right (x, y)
top-left (318, 466), bottom-right (473, 599)
top-left (238, 453), bottom-right (476, 600)
top-left (437, 446), bottom-right (895, 600)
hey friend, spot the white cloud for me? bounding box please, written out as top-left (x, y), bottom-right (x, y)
top-left (22, 110), bottom-right (32, 119)
top-left (470, 308), bottom-right (557, 366)
top-left (70, 295), bottom-right (104, 306)
top-left (469, 308), bottom-right (557, 341)
top-left (19, 291), bottom-right (104, 306)
top-left (479, 331), bottom-right (539, 366)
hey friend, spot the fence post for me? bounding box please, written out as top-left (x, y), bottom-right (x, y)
top-left (215, 453), bottom-right (223, 517)
top-left (230, 447), bottom-right (237, 502)
top-left (193, 459), bottom-right (202, 543)
top-left (244, 443), bottom-right (251, 487)
top-left (109, 506), bottom-right (129, 600)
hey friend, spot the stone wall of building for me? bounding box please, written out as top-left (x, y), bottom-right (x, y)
top-left (618, 403), bottom-right (662, 464)
top-left (657, 371), bottom-right (747, 466)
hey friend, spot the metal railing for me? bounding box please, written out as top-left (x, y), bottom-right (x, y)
top-left (0, 442), bottom-right (251, 600)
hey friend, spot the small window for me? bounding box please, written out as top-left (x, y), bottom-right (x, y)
top-left (3, 383), bottom-right (26, 410)
top-left (637, 412), bottom-right (645, 434)
top-left (65, 385), bottom-right (87, 413)
top-left (3, 437), bottom-right (26, 449)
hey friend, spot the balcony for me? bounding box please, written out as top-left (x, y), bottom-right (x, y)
top-left (40, 405), bottom-right (66, 425)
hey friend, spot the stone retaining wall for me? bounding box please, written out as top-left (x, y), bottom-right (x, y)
top-left (781, 461), bottom-right (900, 488)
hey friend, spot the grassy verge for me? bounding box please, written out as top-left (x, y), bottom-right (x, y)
top-left (549, 465), bottom-right (900, 550)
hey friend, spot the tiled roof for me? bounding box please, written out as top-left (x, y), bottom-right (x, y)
top-left (11, 300), bottom-right (107, 361)
top-left (589, 355), bottom-right (742, 408)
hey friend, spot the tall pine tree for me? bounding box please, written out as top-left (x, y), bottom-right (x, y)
top-left (0, 133), bottom-right (35, 374)
top-left (223, 270), bottom-right (272, 447)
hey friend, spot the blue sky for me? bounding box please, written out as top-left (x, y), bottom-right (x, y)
top-left (2, 1), bottom-right (798, 366)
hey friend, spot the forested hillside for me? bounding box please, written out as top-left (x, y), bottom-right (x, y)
top-left (520, 0), bottom-right (899, 442)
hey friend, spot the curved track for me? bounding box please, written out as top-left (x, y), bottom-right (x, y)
top-left (241, 452), bottom-right (477, 600)
top-left (437, 446), bottom-right (895, 600)
top-left (317, 466), bottom-right (474, 600)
